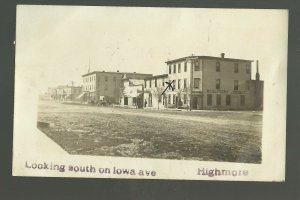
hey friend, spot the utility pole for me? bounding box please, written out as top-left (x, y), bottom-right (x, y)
top-left (189, 59), bottom-right (193, 111)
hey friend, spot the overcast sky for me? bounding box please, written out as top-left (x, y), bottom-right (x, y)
top-left (15, 6), bottom-right (288, 92)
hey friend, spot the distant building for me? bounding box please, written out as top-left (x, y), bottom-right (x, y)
top-left (55, 85), bottom-right (82, 101)
top-left (165, 53), bottom-right (264, 110)
top-left (80, 71), bottom-right (152, 104)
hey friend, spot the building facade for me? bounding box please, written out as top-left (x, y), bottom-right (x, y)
top-left (81, 71), bottom-right (152, 104)
top-left (143, 74), bottom-right (168, 109)
top-left (120, 74), bottom-right (168, 109)
top-left (51, 85), bottom-right (82, 101)
top-left (165, 54), bottom-right (264, 110)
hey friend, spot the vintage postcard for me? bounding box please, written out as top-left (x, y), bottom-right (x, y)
top-left (13, 5), bottom-right (287, 181)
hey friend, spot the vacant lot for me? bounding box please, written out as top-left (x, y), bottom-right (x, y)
top-left (38, 101), bottom-right (262, 163)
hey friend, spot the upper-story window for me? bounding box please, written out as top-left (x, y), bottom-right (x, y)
top-left (169, 65), bottom-right (172, 74)
top-left (216, 79), bottom-right (221, 89)
top-left (246, 64), bottom-right (251, 74)
top-left (216, 62), bottom-right (220, 72)
top-left (173, 80), bottom-right (176, 90)
top-left (234, 63), bottom-right (239, 73)
top-left (184, 78), bottom-right (187, 89)
top-left (194, 61), bottom-right (200, 71)
top-left (155, 79), bottom-right (157, 87)
top-left (173, 64), bottom-right (176, 73)
top-left (184, 62), bottom-right (187, 72)
top-left (178, 79), bottom-right (181, 89)
top-left (194, 78), bottom-right (200, 88)
top-left (105, 76), bottom-right (108, 81)
top-left (149, 80), bottom-right (152, 88)
top-left (234, 80), bottom-right (239, 90)
top-left (178, 63), bottom-right (181, 73)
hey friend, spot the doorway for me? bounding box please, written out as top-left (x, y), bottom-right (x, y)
top-left (192, 97), bottom-right (198, 109)
top-left (124, 97), bottom-right (128, 105)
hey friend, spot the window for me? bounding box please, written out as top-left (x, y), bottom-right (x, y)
top-left (246, 64), bottom-right (251, 74)
top-left (178, 63), bottom-right (181, 73)
top-left (162, 79), bottom-right (165, 86)
top-left (240, 95), bottom-right (246, 106)
top-left (234, 63), bottom-right (239, 73)
top-left (149, 80), bottom-right (152, 88)
top-left (173, 94), bottom-right (176, 104)
top-left (216, 79), bottom-right (221, 89)
top-left (194, 61), bottom-right (200, 71)
top-left (184, 78), bottom-right (187, 89)
top-left (217, 94), bottom-right (221, 106)
top-left (105, 76), bottom-right (108, 81)
top-left (173, 80), bottom-right (176, 90)
top-left (226, 95), bottom-right (231, 106)
top-left (234, 80), bottom-right (239, 90)
top-left (184, 62), bottom-right (187, 72)
top-left (144, 81), bottom-right (147, 88)
top-left (216, 62), bottom-right (220, 72)
top-left (207, 94), bottom-right (212, 106)
top-left (169, 65), bottom-right (172, 74)
top-left (178, 79), bottom-right (181, 89)
top-left (168, 94), bottom-right (171, 104)
top-left (184, 94), bottom-right (187, 104)
top-left (155, 79), bottom-right (157, 87)
top-left (173, 64), bottom-right (176, 73)
top-left (194, 78), bottom-right (200, 89)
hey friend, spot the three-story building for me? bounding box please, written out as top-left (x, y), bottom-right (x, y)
top-left (165, 53), bottom-right (263, 110)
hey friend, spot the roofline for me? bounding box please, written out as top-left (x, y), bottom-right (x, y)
top-left (165, 56), bottom-right (254, 64)
top-left (144, 74), bottom-right (168, 80)
top-left (82, 71), bottom-right (153, 77)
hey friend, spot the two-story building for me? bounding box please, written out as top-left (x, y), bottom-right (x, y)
top-left (143, 74), bottom-right (168, 109)
top-left (165, 53), bottom-right (264, 110)
top-left (120, 74), bottom-right (168, 109)
top-left (53, 85), bottom-right (82, 101)
top-left (81, 71), bottom-right (152, 104)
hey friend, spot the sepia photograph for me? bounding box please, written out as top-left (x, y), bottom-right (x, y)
top-left (13, 5), bottom-right (287, 181)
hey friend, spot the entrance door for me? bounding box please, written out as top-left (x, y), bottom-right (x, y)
top-left (192, 97), bottom-right (198, 109)
top-left (124, 97), bottom-right (128, 105)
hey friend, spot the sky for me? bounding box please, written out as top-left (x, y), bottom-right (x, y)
top-left (15, 6), bottom-right (288, 92)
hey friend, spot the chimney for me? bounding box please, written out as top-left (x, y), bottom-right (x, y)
top-left (256, 60), bottom-right (260, 81)
top-left (221, 53), bottom-right (225, 58)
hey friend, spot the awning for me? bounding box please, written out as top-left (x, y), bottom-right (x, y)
top-left (76, 92), bottom-right (87, 99)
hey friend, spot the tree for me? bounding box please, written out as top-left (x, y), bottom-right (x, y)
top-left (153, 86), bottom-right (165, 110)
top-left (119, 82), bottom-right (126, 105)
top-left (180, 86), bottom-right (191, 111)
